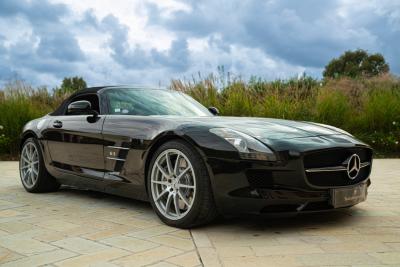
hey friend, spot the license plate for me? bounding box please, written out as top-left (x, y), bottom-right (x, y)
top-left (330, 183), bottom-right (367, 208)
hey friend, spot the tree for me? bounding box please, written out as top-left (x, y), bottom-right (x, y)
top-left (54, 76), bottom-right (87, 96)
top-left (323, 49), bottom-right (389, 78)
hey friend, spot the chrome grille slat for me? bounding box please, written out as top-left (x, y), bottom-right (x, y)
top-left (106, 157), bottom-right (126, 161)
top-left (107, 146), bottom-right (130, 150)
top-left (306, 162), bottom-right (370, 173)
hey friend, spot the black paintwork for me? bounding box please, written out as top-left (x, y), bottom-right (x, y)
top-left (21, 86), bottom-right (373, 216)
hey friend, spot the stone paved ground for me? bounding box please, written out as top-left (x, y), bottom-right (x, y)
top-left (0, 159), bottom-right (399, 267)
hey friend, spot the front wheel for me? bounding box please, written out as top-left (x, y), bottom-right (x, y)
top-left (147, 140), bottom-right (218, 228)
top-left (19, 138), bottom-right (60, 193)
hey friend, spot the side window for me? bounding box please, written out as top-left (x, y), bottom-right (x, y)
top-left (65, 94), bottom-right (100, 115)
top-left (106, 90), bottom-right (146, 115)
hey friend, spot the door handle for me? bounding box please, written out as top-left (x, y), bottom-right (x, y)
top-left (53, 120), bottom-right (63, 128)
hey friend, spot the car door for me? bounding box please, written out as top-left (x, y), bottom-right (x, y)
top-left (45, 93), bottom-right (105, 184)
top-left (99, 89), bottom-right (155, 200)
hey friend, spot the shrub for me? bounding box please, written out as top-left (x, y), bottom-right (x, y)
top-left (323, 49), bottom-right (389, 78)
top-left (0, 124), bottom-right (11, 155)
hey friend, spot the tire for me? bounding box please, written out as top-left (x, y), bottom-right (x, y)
top-left (19, 137), bottom-right (60, 193)
top-left (147, 140), bottom-right (218, 228)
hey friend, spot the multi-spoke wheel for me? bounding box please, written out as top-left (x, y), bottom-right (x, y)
top-left (19, 138), bottom-right (60, 193)
top-left (151, 149), bottom-right (196, 220)
top-left (20, 141), bottom-right (40, 189)
top-left (148, 140), bottom-right (218, 228)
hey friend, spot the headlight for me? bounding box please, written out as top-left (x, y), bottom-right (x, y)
top-left (209, 128), bottom-right (277, 161)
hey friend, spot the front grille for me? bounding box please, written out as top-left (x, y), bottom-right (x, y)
top-left (304, 147), bottom-right (372, 187)
top-left (304, 147), bottom-right (371, 169)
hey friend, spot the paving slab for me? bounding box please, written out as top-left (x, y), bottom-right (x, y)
top-left (0, 159), bottom-right (399, 266)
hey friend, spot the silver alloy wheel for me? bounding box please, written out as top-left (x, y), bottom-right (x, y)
top-left (20, 141), bottom-right (39, 189)
top-left (151, 149), bottom-right (196, 220)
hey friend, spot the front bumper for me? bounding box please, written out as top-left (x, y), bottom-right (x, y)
top-left (206, 155), bottom-right (371, 216)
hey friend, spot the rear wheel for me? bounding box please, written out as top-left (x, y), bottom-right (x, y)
top-left (147, 140), bottom-right (218, 228)
top-left (19, 138), bottom-right (60, 193)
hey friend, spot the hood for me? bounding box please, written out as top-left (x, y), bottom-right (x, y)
top-left (165, 116), bottom-right (348, 140)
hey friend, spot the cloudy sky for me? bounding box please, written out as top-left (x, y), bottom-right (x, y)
top-left (0, 0), bottom-right (399, 88)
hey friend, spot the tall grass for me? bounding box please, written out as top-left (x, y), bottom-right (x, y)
top-left (0, 76), bottom-right (399, 158)
top-left (0, 81), bottom-right (66, 158)
top-left (172, 74), bottom-right (400, 156)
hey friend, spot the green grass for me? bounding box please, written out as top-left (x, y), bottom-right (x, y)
top-left (0, 81), bottom-right (65, 158)
top-left (0, 75), bottom-right (399, 159)
top-left (172, 74), bottom-right (400, 156)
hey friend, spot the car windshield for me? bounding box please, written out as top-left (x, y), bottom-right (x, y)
top-left (105, 88), bottom-right (212, 116)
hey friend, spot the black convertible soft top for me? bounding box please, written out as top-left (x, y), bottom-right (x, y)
top-left (51, 87), bottom-right (100, 116)
top-left (50, 86), bottom-right (167, 116)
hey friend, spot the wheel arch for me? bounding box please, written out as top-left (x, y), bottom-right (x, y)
top-left (20, 131), bottom-right (38, 151)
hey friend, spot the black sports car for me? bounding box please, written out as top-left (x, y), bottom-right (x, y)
top-left (19, 86), bottom-right (372, 228)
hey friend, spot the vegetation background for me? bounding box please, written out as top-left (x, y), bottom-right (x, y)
top-left (0, 50), bottom-right (399, 159)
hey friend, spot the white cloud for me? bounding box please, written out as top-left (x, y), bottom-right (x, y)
top-left (0, 0), bottom-right (399, 88)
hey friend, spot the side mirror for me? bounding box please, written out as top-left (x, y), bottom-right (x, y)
top-left (208, 107), bottom-right (219, 116)
top-left (67, 100), bottom-right (93, 115)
